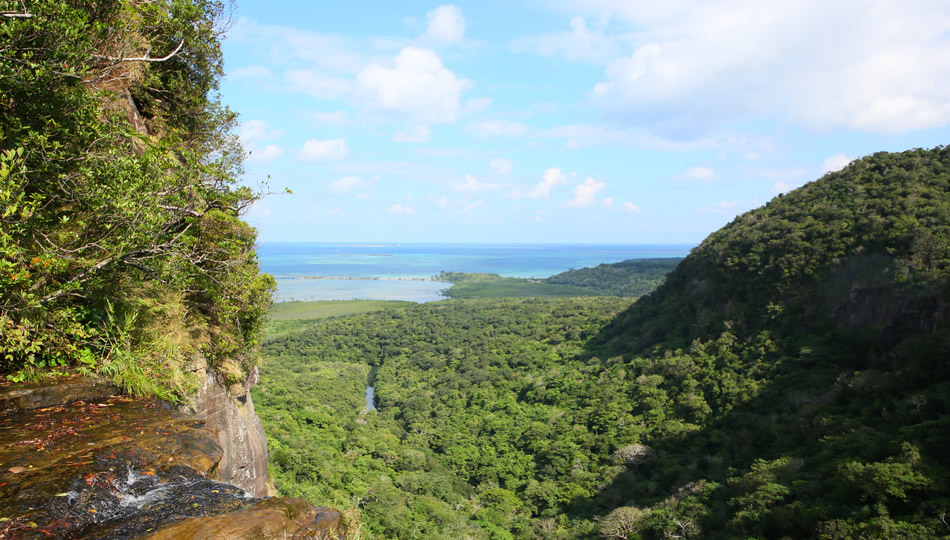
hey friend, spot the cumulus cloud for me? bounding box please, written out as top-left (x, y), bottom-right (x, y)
top-left (565, 178), bottom-right (605, 207)
top-left (387, 203), bottom-right (416, 214)
top-left (489, 157), bottom-right (513, 175)
top-left (327, 175), bottom-right (374, 194)
top-left (357, 46), bottom-right (471, 123)
top-left (569, 1), bottom-right (950, 135)
top-left (507, 167), bottom-right (569, 199)
top-left (393, 125), bottom-right (431, 143)
top-left (453, 174), bottom-right (503, 193)
top-left (298, 138), bottom-right (348, 161)
top-left (423, 4), bottom-right (465, 45)
top-left (623, 202), bottom-right (641, 212)
top-left (822, 153), bottom-right (853, 174)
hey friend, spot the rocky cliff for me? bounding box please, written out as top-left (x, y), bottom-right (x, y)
top-left (0, 375), bottom-right (344, 539)
top-left (184, 361), bottom-right (269, 498)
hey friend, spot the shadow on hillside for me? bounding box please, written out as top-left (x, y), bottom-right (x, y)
top-left (562, 289), bottom-right (950, 537)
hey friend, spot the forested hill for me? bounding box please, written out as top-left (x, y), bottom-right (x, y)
top-left (256, 147), bottom-right (949, 538)
top-left (544, 258), bottom-right (682, 297)
top-left (585, 146), bottom-right (950, 537)
top-left (601, 146), bottom-right (949, 355)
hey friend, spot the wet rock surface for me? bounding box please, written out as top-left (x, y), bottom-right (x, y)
top-left (0, 376), bottom-right (345, 539)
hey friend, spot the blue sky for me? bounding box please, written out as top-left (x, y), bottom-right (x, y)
top-left (221, 0), bottom-right (950, 244)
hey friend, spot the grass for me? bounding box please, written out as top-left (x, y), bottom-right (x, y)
top-left (266, 299), bottom-right (416, 341)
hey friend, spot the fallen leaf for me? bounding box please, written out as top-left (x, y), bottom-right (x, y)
top-left (55, 493), bottom-right (70, 497)
top-left (8, 467), bottom-right (26, 474)
top-left (0, 517), bottom-right (10, 522)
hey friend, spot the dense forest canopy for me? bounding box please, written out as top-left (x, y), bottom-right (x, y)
top-left (0, 0), bottom-right (272, 397)
top-left (257, 147), bottom-right (950, 538)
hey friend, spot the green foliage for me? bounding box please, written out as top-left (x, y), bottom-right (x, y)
top-left (257, 147), bottom-right (950, 538)
top-left (544, 258), bottom-right (682, 297)
top-left (0, 0), bottom-right (272, 396)
top-left (256, 297), bottom-right (634, 538)
top-left (439, 272), bottom-right (597, 298)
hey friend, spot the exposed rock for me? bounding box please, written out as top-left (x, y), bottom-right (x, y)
top-left (185, 363), bottom-right (269, 497)
top-left (144, 498), bottom-right (345, 540)
top-left (0, 375), bottom-right (343, 539)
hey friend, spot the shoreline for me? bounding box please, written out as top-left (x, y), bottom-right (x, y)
top-left (273, 275), bottom-right (444, 282)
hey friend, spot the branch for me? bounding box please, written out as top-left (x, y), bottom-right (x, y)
top-left (0, 12), bottom-right (33, 18)
top-left (93, 39), bottom-right (184, 63)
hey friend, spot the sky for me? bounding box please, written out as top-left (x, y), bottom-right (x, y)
top-left (220, 0), bottom-right (950, 244)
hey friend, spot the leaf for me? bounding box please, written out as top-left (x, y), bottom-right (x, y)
top-left (7, 466), bottom-right (26, 474)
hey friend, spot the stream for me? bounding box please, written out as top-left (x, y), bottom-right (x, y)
top-left (365, 386), bottom-right (377, 412)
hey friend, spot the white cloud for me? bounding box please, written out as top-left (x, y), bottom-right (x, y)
top-left (247, 144), bottom-right (283, 165)
top-left (393, 125), bottom-right (431, 143)
top-left (387, 203), bottom-right (416, 214)
top-left (230, 18), bottom-right (364, 75)
top-left (357, 46), bottom-right (471, 123)
top-left (676, 166), bottom-right (716, 182)
top-left (602, 198), bottom-right (615, 207)
top-left (506, 167), bottom-right (569, 199)
top-left (512, 16), bottom-right (619, 63)
top-left (240, 120), bottom-right (281, 143)
top-left (313, 111), bottom-right (350, 125)
top-left (327, 175), bottom-right (374, 194)
top-left (822, 153), bottom-right (853, 174)
top-left (287, 69), bottom-right (353, 99)
top-left (298, 138), bottom-right (349, 161)
top-left (241, 121), bottom-right (283, 165)
top-left (423, 4), bottom-right (465, 45)
top-left (623, 202), bottom-right (641, 212)
top-left (489, 158), bottom-right (513, 175)
top-left (466, 120), bottom-right (529, 138)
top-left (566, 178), bottom-right (605, 207)
top-left (453, 173), bottom-right (503, 193)
top-left (572, 1), bottom-right (950, 135)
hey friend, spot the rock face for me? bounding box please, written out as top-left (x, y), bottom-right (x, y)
top-left (187, 366), bottom-right (269, 497)
top-left (0, 375), bottom-right (345, 539)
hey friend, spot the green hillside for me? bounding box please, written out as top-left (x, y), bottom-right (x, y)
top-left (0, 1), bottom-right (271, 398)
top-left (544, 258), bottom-right (682, 297)
top-left (256, 147), bottom-right (950, 538)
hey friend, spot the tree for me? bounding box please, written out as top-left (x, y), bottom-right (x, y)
top-left (597, 506), bottom-right (651, 539)
top-left (0, 0), bottom-right (273, 397)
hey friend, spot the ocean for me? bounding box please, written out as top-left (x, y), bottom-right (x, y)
top-left (259, 242), bottom-right (693, 302)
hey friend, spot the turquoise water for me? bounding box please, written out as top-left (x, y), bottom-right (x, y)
top-left (260, 242), bottom-right (692, 302)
